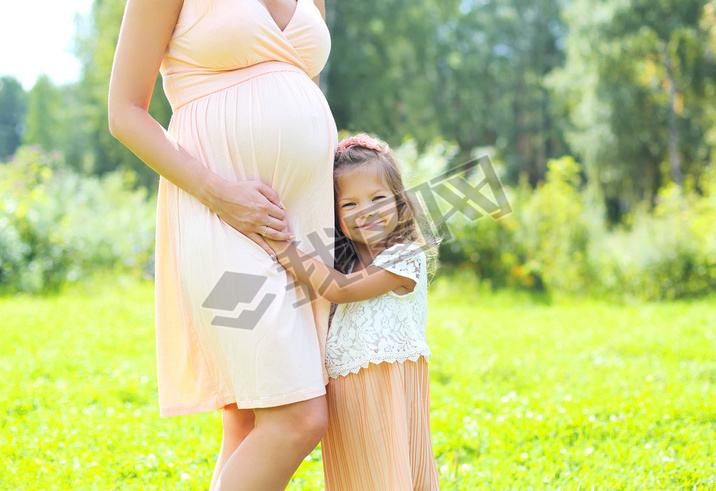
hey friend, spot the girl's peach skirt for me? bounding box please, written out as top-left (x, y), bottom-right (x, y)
top-left (322, 357), bottom-right (440, 490)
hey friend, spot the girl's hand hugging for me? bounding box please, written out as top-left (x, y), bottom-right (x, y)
top-left (264, 236), bottom-right (294, 258)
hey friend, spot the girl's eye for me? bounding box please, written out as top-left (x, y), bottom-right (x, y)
top-left (373, 195), bottom-right (386, 201)
top-left (341, 202), bottom-right (355, 208)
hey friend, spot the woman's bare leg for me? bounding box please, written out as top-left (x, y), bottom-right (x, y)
top-left (210, 404), bottom-right (256, 491)
top-left (214, 395), bottom-right (328, 491)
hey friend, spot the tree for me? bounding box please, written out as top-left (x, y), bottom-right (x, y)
top-left (433, 0), bottom-right (569, 182)
top-left (325, 0), bottom-right (443, 149)
top-left (548, 0), bottom-right (716, 218)
top-left (608, 0), bottom-right (715, 187)
top-left (0, 76), bottom-right (27, 160)
top-left (325, 0), bottom-right (569, 184)
top-left (24, 75), bottom-right (61, 151)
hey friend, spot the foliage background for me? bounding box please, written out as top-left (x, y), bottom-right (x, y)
top-left (2, 0), bottom-right (716, 208)
top-left (1, 0), bottom-right (715, 297)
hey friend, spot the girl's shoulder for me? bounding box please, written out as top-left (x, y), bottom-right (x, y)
top-left (374, 242), bottom-right (426, 264)
top-left (372, 242), bottom-right (427, 284)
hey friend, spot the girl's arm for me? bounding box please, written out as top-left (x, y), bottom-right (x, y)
top-left (266, 239), bottom-right (415, 304)
top-left (108, 0), bottom-right (292, 260)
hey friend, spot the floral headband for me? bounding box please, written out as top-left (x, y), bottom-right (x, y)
top-left (335, 133), bottom-right (387, 159)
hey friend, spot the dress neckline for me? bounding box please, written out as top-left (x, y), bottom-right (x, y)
top-left (256, 0), bottom-right (300, 33)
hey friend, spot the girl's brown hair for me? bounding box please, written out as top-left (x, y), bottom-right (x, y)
top-left (332, 136), bottom-right (441, 277)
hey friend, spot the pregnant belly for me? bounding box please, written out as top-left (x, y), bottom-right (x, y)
top-left (169, 69), bottom-right (338, 196)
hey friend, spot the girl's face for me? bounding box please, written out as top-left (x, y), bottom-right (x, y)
top-left (336, 165), bottom-right (399, 248)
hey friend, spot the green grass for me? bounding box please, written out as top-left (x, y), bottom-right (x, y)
top-left (1, 274), bottom-right (715, 490)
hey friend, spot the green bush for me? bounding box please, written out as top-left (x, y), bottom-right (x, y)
top-left (436, 155), bottom-right (598, 294)
top-left (0, 146), bottom-right (155, 293)
top-left (1, 142), bottom-right (713, 300)
top-left (589, 176), bottom-right (716, 300)
top-left (513, 156), bottom-right (594, 293)
top-left (429, 147), bottom-right (716, 300)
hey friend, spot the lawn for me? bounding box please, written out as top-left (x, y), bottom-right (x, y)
top-left (1, 274), bottom-right (714, 490)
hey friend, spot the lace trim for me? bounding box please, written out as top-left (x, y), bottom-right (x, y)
top-left (327, 350), bottom-right (431, 378)
top-left (373, 243), bottom-right (422, 284)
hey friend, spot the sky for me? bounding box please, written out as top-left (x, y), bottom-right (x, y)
top-left (0, 0), bottom-right (95, 90)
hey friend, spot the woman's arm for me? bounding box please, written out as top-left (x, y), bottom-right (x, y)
top-left (311, 0), bottom-right (326, 86)
top-left (108, 0), bottom-right (292, 259)
top-left (265, 239), bottom-right (415, 304)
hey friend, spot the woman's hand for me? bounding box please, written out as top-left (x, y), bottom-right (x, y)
top-left (207, 176), bottom-right (294, 259)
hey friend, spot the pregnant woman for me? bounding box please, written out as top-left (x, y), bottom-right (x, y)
top-left (108, 0), bottom-right (337, 489)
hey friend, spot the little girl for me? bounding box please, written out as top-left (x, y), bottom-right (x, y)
top-left (265, 133), bottom-right (441, 490)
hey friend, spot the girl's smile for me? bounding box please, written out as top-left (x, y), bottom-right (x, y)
top-left (357, 220), bottom-right (383, 230)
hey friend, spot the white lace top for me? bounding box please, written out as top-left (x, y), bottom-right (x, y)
top-left (325, 242), bottom-right (432, 378)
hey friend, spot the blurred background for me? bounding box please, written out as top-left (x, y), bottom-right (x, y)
top-left (1, 0), bottom-right (715, 298)
top-left (2, 1), bottom-right (715, 489)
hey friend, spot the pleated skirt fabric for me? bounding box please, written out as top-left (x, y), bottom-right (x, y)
top-left (322, 357), bottom-right (440, 490)
top-left (154, 68), bottom-right (337, 416)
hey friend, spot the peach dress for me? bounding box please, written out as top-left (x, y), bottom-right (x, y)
top-left (154, 0), bottom-right (337, 416)
top-left (322, 243), bottom-right (441, 490)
